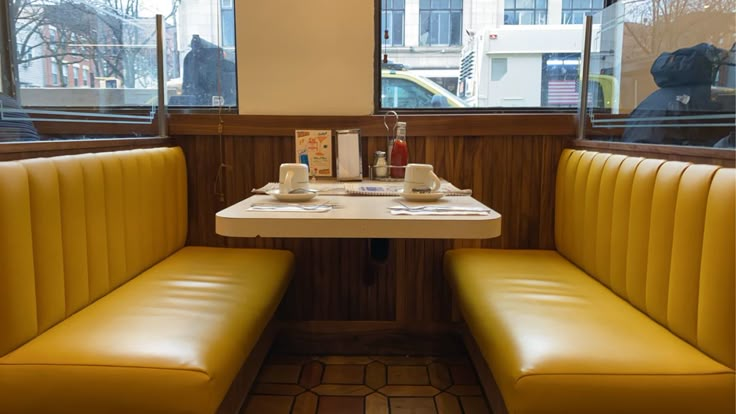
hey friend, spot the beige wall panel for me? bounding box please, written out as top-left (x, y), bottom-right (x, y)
top-left (237, 0), bottom-right (374, 115)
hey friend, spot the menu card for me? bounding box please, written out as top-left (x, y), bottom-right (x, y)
top-left (295, 130), bottom-right (333, 177)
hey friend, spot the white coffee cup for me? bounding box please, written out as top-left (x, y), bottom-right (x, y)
top-left (403, 163), bottom-right (441, 193)
top-left (279, 163), bottom-right (309, 194)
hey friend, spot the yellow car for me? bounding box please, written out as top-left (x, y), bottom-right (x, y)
top-left (381, 69), bottom-right (467, 108)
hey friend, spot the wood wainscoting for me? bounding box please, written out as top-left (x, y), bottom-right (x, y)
top-left (172, 114), bottom-right (573, 324)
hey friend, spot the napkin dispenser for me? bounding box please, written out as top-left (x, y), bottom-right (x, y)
top-left (336, 129), bottom-right (363, 181)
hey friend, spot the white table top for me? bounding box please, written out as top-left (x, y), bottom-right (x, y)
top-left (216, 193), bottom-right (501, 239)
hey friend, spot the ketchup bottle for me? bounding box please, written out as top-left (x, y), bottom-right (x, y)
top-left (390, 122), bottom-right (408, 178)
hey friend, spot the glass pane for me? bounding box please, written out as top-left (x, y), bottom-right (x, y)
top-left (393, 13), bottom-right (405, 45)
top-left (430, 13), bottom-right (443, 44)
top-left (562, 0), bottom-right (572, 10)
top-left (396, 0), bottom-right (405, 8)
top-left (518, 10), bottom-right (535, 24)
top-left (504, 11), bottom-right (517, 25)
top-left (517, 0), bottom-right (534, 9)
top-left (572, 0), bottom-right (590, 9)
top-left (586, 3), bottom-right (736, 148)
top-left (13, 0), bottom-right (236, 111)
top-left (451, 0), bottom-right (463, 9)
top-left (536, 0), bottom-right (547, 10)
top-left (536, 11), bottom-right (547, 24)
top-left (222, 10), bottom-right (235, 47)
top-left (433, 0), bottom-right (450, 9)
top-left (572, 11), bottom-right (585, 24)
top-left (505, 0), bottom-right (516, 9)
top-left (450, 12), bottom-right (463, 45)
top-left (419, 12), bottom-right (431, 45)
top-left (420, 0), bottom-right (431, 9)
top-left (593, 0), bottom-right (604, 9)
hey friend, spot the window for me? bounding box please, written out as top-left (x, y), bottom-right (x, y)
top-left (562, 0), bottom-right (603, 24)
top-left (381, 0), bottom-right (405, 47)
top-left (419, 0), bottom-right (462, 46)
top-left (50, 63), bottom-right (58, 85)
top-left (9, 1), bottom-right (237, 110)
top-left (221, 0), bottom-right (235, 48)
top-left (504, 0), bottom-right (547, 25)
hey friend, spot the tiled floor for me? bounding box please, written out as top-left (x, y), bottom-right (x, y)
top-left (242, 355), bottom-right (491, 414)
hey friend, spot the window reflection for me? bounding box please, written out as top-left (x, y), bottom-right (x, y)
top-left (586, 2), bottom-right (736, 148)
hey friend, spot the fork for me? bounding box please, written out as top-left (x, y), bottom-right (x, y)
top-left (251, 201), bottom-right (331, 210)
top-left (394, 200), bottom-right (489, 212)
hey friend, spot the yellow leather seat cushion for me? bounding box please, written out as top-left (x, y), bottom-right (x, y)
top-left (445, 248), bottom-right (735, 414)
top-left (0, 246), bottom-right (294, 414)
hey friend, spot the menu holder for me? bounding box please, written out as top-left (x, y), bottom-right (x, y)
top-left (295, 129), bottom-right (333, 177)
top-left (336, 129), bottom-right (362, 181)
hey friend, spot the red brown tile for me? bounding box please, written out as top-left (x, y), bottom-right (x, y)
top-left (317, 396), bottom-right (364, 414)
top-left (435, 393), bottom-right (462, 414)
top-left (378, 385), bottom-right (440, 397)
top-left (365, 361), bottom-right (387, 390)
top-left (390, 397), bottom-right (437, 414)
top-left (322, 364), bottom-right (365, 384)
top-left (312, 384), bottom-right (374, 396)
top-left (388, 365), bottom-right (430, 385)
top-left (292, 392), bottom-right (319, 414)
top-left (365, 392), bottom-right (388, 414)
top-left (300, 361), bottom-right (324, 389)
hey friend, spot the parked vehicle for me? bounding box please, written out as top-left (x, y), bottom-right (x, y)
top-left (381, 66), bottom-right (467, 109)
top-left (457, 27), bottom-right (614, 109)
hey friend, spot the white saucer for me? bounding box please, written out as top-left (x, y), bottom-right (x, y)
top-left (399, 191), bottom-right (444, 202)
top-left (266, 189), bottom-right (318, 202)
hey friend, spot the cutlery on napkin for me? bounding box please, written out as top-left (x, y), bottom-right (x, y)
top-left (248, 202), bottom-right (333, 212)
top-left (389, 204), bottom-right (491, 215)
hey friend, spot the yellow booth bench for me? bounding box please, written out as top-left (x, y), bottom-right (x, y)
top-left (0, 147), bottom-right (294, 414)
top-left (445, 149), bottom-right (735, 414)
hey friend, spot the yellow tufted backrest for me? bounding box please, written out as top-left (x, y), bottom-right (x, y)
top-left (555, 149), bottom-right (735, 369)
top-left (0, 147), bottom-right (188, 356)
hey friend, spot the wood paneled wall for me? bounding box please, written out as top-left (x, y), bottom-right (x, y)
top-left (172, 114), bottom-right (573, 322)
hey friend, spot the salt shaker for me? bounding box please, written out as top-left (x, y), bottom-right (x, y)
top-left (373, 151), bottom-right (388, 178)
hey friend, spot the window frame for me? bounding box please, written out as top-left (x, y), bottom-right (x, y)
top-left (418, 0), bottom-right (463, 47)
top-left (561, 0), bottom-right (604, 24)
top-left (504, 0), bottom-right (548, 25)
top-left (381, 0), bottom-right (406, 47)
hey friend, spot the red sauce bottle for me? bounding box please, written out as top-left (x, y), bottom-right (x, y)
top-left (390, 122), bottom-right (408, 178)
